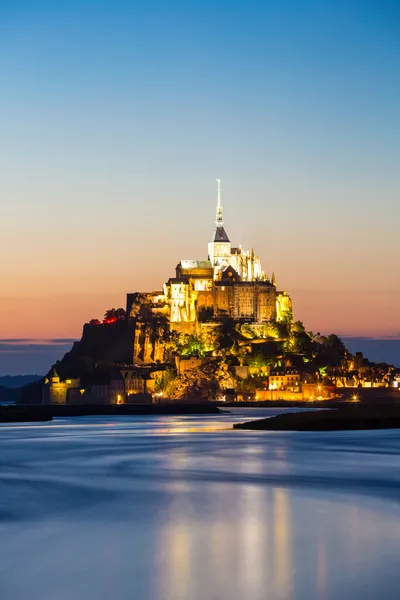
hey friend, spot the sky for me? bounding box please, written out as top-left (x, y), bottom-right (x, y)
top-left (0, 0), bottom-right (399, 374)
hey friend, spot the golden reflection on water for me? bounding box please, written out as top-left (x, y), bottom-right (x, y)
top-left (154, 425), bottom-right (227, 434)
top-left (153, 418), bottom-right (231, 435)
top-left (241, 484), bottom-right (267, 597)
top-left (155, 481), bottom-right (298, 599)
top-left (157, 498), bottom-right (192, 600)
top-left (273, 487), bottom-right (292, 599)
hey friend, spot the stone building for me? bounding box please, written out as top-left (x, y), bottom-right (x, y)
top-left (42, 368), bottom-right (82, 405)
top-left (268, 368), bottom-right (301, 391)
top-left (127, 181), bottom-right (293, 333)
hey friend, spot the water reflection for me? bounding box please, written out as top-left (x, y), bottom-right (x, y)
top-left (1, 410), bottom-right (400, 600)
top-left (273, 488), bottom-right (292, 599)
top-left (159, 516), bottom-right (192, 600)
top-left (240, 485), bottom-right (266, 598)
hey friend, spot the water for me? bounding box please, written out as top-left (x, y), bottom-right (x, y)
top-left (1, 407), bottom-right (400, 600)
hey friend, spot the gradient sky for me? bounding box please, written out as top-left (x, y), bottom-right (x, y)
top-left (1, 1), bottom-right (400, 373)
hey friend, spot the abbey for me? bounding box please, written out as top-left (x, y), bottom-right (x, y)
top-left (127, 181), bottom-right (292, 332)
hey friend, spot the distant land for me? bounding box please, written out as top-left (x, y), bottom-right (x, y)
top-left (0, 375), bottom-right (42, 388)
top-left (0, 339), bottom-right (75, 377)
top-left (0, 387), bottom-right (21, 404)
top-left (0, 376), bottom-right (42, 404)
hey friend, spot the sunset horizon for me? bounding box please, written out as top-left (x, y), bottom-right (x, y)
top-left (2, 180), bottom-right (400, 374)
top-left (1, 2), bottom-right (399, 371)
top-left (1, 184), bottom-right (399, 375)
top-left (2, 183), bottom-right (400, 340)
top-left (2, 5), bottom-right (400, 600)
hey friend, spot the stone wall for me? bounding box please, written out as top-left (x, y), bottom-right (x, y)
top-left (231, 282), bottom-right (276, 322)
top-left (133, 322), bottom-right (166, 365)
top-left (255, 389), bottom-right (303, 401)
top-left (43, 378), bottom-right (80, 405)
top-left (176, 357), bottom-right (208, 374)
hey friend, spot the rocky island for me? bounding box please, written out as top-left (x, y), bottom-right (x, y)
top-left (18, 185), bottom-right (398, 408)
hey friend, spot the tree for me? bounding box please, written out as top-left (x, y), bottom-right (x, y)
top-left (320, 334), bottom-right (346, 366)
top-left (292, 321), bottom-right (306, 334)
top-left (88, 319), bottom-right (101, 326)
top-left (162, 330), bottom-right (182, 361)
top-left (247, 352), bottom-right (275, 369)
top-left (238, 323), bottom-right (257, 339)
top-left (277, 321), bottom-right (290, 339)
top-left (259, 322), bottom-right (280, 339)
top-left (180, 334), bottom-right (207, 358)
top-left (114, 308), bottom-right (126, 320)
top-left (154, 367), bottom-right (176, 393)
top-left (215, 316), bottom-right (238, 349)
top-left (230, 340), bottom-right (249, 366)
top-left (103, 308), bottom-right (126, 324)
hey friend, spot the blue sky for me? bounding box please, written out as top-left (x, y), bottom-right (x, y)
top-left (0, 0), bottom-right (399, 373)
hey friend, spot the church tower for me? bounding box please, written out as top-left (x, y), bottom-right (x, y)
top-left (208, 179), bottom-right (231, 270)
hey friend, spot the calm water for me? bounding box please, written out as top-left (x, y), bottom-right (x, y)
top-left (1, 407), bottom-right (400, 600)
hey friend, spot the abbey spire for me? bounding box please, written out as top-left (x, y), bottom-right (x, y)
top-left (212, 178), bottom-right (230, 243)
top-left (208, 179), bottom-right (231, 268)
top-left (216, 178), bottom-right (223, 225)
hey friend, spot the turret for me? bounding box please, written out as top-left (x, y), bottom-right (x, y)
top-left (49, 367), bottom-right (60, 384)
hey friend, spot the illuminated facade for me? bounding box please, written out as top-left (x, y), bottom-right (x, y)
top-left (42, 368), bottom-right (81, 404)
top-left (269, 368), bottom-right (301, 391)
top-left (127, 181), bottom-right (293, 330)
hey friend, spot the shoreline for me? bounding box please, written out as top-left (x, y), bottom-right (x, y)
top-left (0, 402), bottom-right (221, 423)
top-left (233, 405), bottom-right (400, 431)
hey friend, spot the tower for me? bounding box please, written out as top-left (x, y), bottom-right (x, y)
top-left (49, 367), bottom-right (60, 384)
top-left (208, 179), bottom-right (231, 271)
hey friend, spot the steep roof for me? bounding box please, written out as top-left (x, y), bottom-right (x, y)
top-left (213, 225), bottom-right (230, 243)
top-left (221, 265), bottom-right (240, 281)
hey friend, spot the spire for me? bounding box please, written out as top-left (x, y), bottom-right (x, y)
top-left (211, 178), bottom-right (230, 243)
top-left (271, 272), bottom-right (276, 286)
top-left (216, 178), bottom-right (223, 225)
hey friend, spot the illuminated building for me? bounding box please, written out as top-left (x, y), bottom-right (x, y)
top-left (268, 368), bottom-right (301, 391)
top-left (127, 181), bottom-right (293, 332)
top-left (42, 368), bottom-right (81, 404)
top-left (43, 366), bottom-right (159, 405)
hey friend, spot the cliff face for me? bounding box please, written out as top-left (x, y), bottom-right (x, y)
top-left (19, 315), bottom-right (170, 404)
top-left (78, 320), bottom-right (135, 363)
top-left (53, 319), bottom-right (137, 383)
top-left (19, 320), bottom-right (136, 404)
